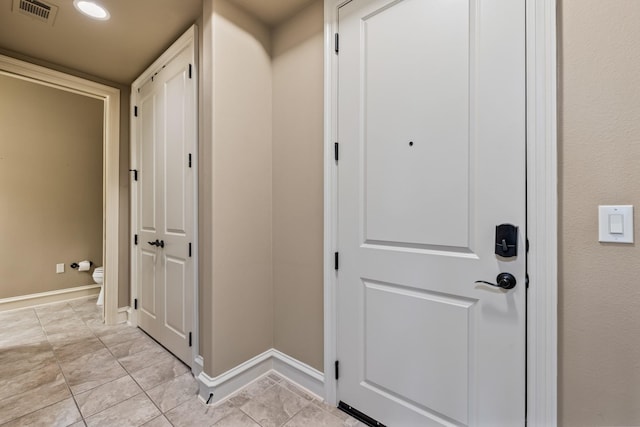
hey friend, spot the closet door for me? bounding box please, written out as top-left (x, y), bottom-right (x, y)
top-left (134, 36), bottom-right (196, 366)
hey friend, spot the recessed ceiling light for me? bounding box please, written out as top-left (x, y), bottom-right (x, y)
top-left (73, 0), bottom-right (110, 20)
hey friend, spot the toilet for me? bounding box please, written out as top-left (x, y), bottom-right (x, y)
top-left (92, 266), bottom-right (104, 306)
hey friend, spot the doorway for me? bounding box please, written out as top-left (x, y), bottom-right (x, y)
top-left (0, 53), bottom-right (121, 323)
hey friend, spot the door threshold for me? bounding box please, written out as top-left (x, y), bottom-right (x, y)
top-left (338, 401), bottom-right (387, 427)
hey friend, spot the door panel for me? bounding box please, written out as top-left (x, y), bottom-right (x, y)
top-left (140, 94), bottom-right (157, 233)
top-left (337, 0), bottom-right (526, 425)
top-left (364, 0), bottom-right (470, 248)
top-left (164, 256), bottom-right (186, 335)
top-left (140, 250), bottom-right (157, 319)
top-left (364, 280), bottom-right (475, 425)
top-left (164, 68), bottom-right (188, 235)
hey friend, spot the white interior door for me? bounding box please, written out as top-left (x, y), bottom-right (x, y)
top-left (134, 43), bottom-right (196, 366)
top-left (336, 0), bottom-right (526, 425)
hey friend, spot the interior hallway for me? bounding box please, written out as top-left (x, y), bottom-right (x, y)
top-left (0, 298), bottom-right (363, 426)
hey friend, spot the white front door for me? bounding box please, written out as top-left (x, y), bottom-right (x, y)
top-left (134, 41), bottom-right (196, 366)
top-left (336, 0), bottom-right (526, 425)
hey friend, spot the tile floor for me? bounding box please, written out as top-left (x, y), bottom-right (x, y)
top-left (0, 298), bottom-right (364, 427)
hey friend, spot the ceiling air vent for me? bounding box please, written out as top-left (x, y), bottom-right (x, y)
top-left (12, 0), bottom-right (59, 26)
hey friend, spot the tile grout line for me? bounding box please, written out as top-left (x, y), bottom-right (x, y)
top-left (233, 376), bottom-right (279, 426)
top-left (1, 301), bottom-right (171, 427)
top-left (275, 382), bottom-right (313, 427)
top-left (0, 308), bottom-right (56, 424)
top-left (103, 336), bottom-right (186, 421)
top-left (80, 300), bottom-right (168, 426)
top-left (236, 379), bottom-right (313, 427)
top-left (85, 312), bottom-right (187, 426)
top-left (79, 304), bottom-right (205, 427)
top-left (68, 299), bottom-right (133, 426)
top-left (36, 304), bottom-right (86, 427)
top-left (62, 301), bottom-right (96, 426)
top-left (74, 301), bottom-right (164, 426)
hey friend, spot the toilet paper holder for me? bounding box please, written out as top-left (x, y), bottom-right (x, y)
top-left (70, 261), bottom-right (93, 269)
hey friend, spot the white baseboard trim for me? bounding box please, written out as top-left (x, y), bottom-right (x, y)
top-left (193, 355), bottom-right (204, 379)
top-left (197, 350), bottom-right (273, 405)
top-left (270, 349), bottom-right (324, 398)
top-left (196, 349), bottom-right (325, 405)
top-left (117, 306), bottom-right (130, 324)
top-left (0, 284), bottom-right (101, 312)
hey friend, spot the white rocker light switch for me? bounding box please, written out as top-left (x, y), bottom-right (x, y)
top-left (599, 205), bottom-right (633, 243)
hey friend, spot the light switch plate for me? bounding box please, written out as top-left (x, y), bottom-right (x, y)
top-left (599, 205), bottom-right (633, 243)
top-left (56, 263), bottom-right (65, 274)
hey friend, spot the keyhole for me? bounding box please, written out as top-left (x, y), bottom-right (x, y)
top-left (409, 141), bottom-right (414, 147)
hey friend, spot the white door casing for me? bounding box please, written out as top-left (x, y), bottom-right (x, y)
top-left (131, 27), bottom-right (197, 366)
top-left (335, 0), bottom-right (526, 425)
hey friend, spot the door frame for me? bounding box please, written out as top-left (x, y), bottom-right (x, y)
top-left (0, 53), bottom-right (121, 325)
top-left (322, 0), bottom-right (558, 425)
top-left (129, 25), bottom-right (199, 366)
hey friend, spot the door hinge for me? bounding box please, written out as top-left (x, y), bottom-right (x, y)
top-left (129, 169), bottom-right (138, 181)
top-left (188, 64), bottom-right (192, 79)
top-left (134, 234), bottom-right (138, 245)
top-left (134, 299), bottom-right (138, 310)
top-left (188, 153), bottom-right (192, 168)
top-left (334, 252), bottom-right (339, 271)
top-left (134, 106), bottom-right (138, 117)
top-left (526, 273), bottom-right (530, 289)
top-left (334, 142), bottom-right (339, 162)
top-left (526, 238), bottom-right (530, 253)
top-left (189, 243), bottom-right (192, 258)
top-left (189, 332), bottom-right (192, 347)
top-left (335, 33), bottom-right (339, 53)
top-left (335, 360), bottom-right (339, 380)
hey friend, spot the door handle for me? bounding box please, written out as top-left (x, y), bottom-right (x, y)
top-left (475, 273), bottom-right (517, 290)
top-left (147, 239), bottom-right (165, 248)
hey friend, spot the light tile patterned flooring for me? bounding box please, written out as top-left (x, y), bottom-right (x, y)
top-left (0, 298), bottom-right (364, 427)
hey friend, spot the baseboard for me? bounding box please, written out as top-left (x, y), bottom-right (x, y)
top-left (196, 349), bottom-right (325, 405)
top-left (0, 284), bottom-right (101, 312)
top-left (193, 355), bottom-right (204, 379)
top-left (197, 350), bottom-right (273, 405)
top-left (117, 306), bottom-right (130, 324)
top-left (271, 349), bottom-right (324, 398)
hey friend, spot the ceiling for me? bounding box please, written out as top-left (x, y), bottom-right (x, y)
top-left (229, 0), bottom-right (316, 26)
top-left (0, 0), bottom-right (314, 84)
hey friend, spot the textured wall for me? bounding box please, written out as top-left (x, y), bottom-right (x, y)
top-left (559, 1), bottom-right (640, 425)
top-left (0, 73), bottom-right (103, 298)
top-left (272, 0), bottom-right (325, 372)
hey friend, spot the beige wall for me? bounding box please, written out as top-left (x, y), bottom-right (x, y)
top-left (201, 0), bottom-right (274, 376)
top-left (559, 1), bottom-right (640, 425)
top-left (0, 73), bottom-right (103, 298)
top-left (272, 0), bottom-right (325, 372)
top-left (199, 0), bottom-right (326, 377)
